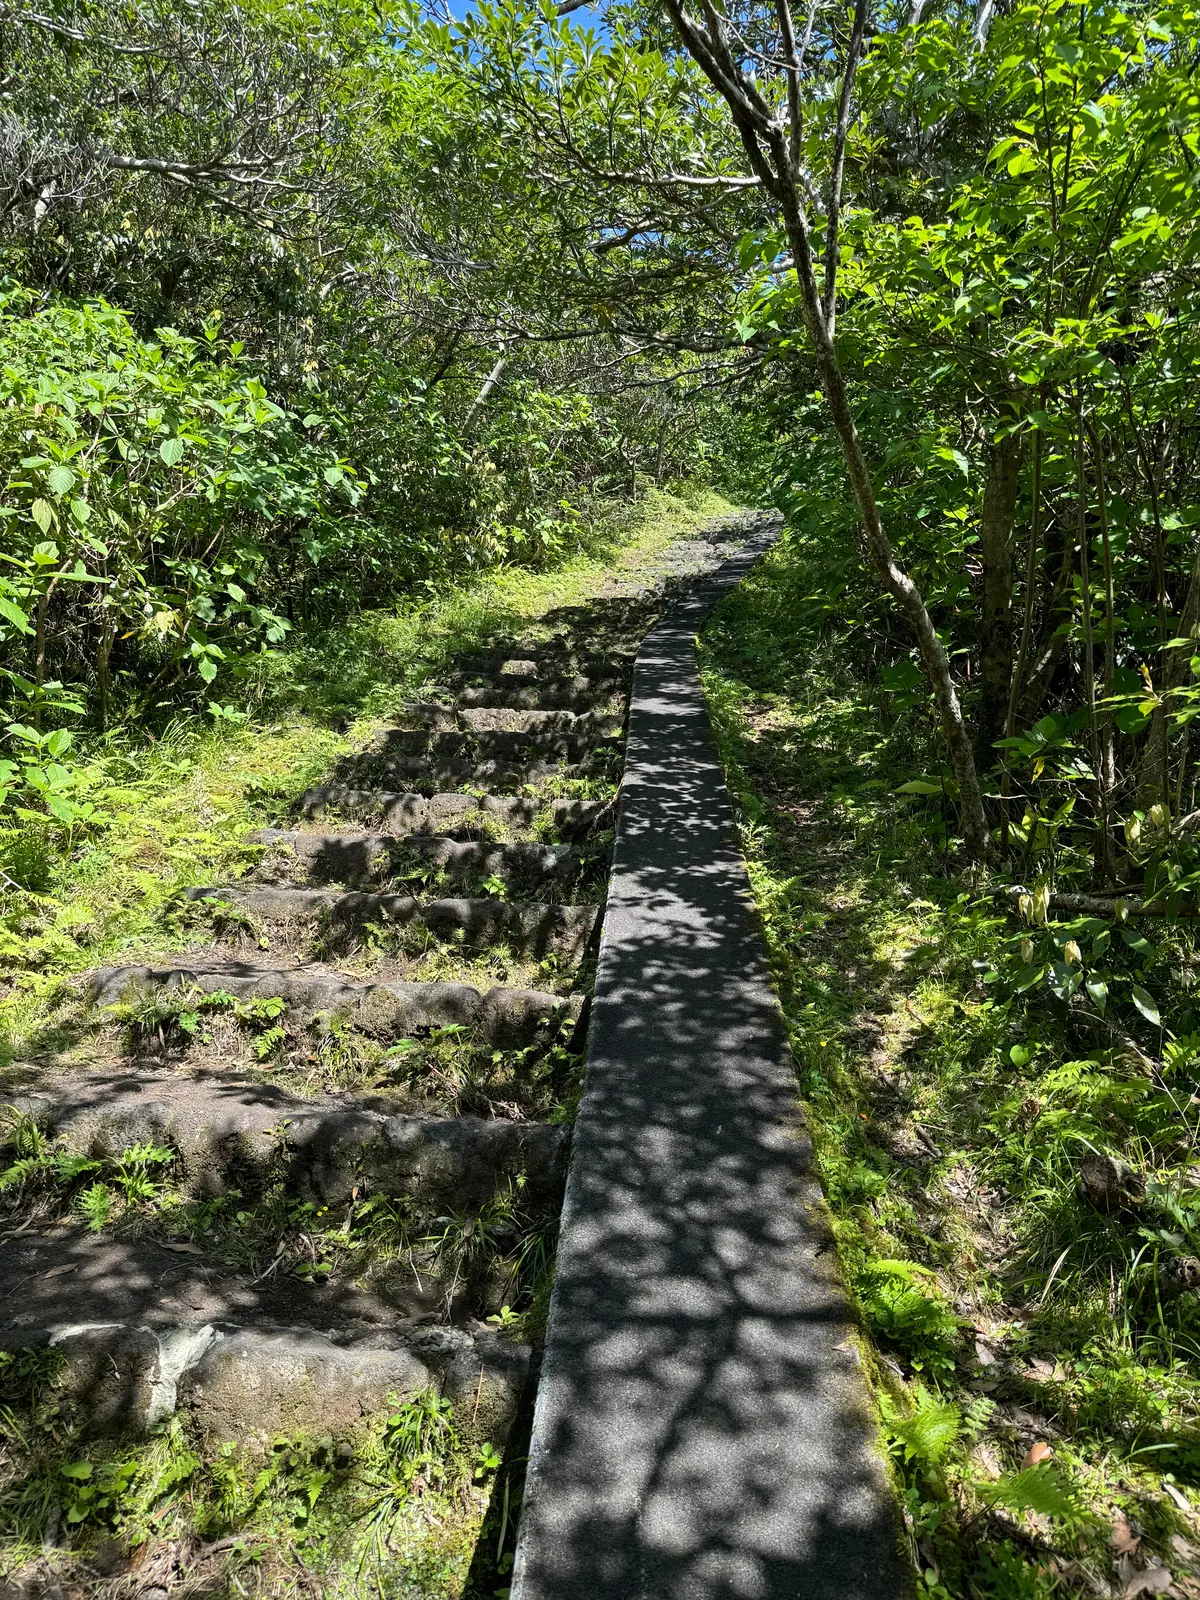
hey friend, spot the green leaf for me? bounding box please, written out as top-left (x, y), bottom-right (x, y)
top-left (1085, 976), bottom-right (1108, 1015)
top-left (159, 437), bottom-right (186, 467)
top-left (60, 1461), bottom-right (93, 1480)
top-left (1130, 984), bottom-right (1161, 1027)
top-left (897, 778), bottom-right (944, 795)
top-left (30, 499), bottom-right (54, 534)
top-left (988, 1462), bottom-right (1079, 1521)
top-left (882, 661), bottom-right (925, 692)
top-left (0, 597), bottom-right (31, 634)
top-left (1009, 1044), bottom-right (1031, 1067)
top-left (197, 657), bottom-right (218, 684)
top-left (46, 465), bottom-right (76, 495)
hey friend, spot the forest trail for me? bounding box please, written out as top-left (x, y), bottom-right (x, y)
top-left (513, 519), bottom-right (904, 1600)
top-left (0, 507), bottom-right (889, 1597)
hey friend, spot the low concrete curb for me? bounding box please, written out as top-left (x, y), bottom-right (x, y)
top-left (511, 520), bottom-right (908, 1599)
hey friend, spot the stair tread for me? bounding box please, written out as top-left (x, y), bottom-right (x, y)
top-left (90, 959), bottom-right (574, 1009)
top-left (0, 1222), bottom-right (519, 1340)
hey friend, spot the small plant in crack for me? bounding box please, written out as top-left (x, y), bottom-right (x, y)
top-left (0, 1111), bottom-right (175, 1228)
top-left (120, 987), bottom-right (287, 1056)
top-left (422, 1175), bottom-right (555, 1318)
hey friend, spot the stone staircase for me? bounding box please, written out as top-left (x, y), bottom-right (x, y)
top-left (0, 512), bottom-right (775, 1593)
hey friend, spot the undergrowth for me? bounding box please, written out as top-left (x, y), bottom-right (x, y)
top-left (0, 1363), bottom-right (502, 1599)
top-left (700, 529), bottom-right (1200, 1600)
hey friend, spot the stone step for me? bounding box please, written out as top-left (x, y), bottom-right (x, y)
top-left (10, 1076), bottom-right (569, 1211)
top-left (454, 680), bottom-right (625, 712)
top-left (456, 707), bottom-right (621, 737)
top-left (401, 703), bottom-right (624, 737)
top-left (295, 787), bottom-right (610, 840)
top-left (398, 705), bottom-right (623, 738)
top-left (337, 754), bottom-right (616, 795)
top-left (374, 727), bottom-right (620, 762)
top-left (88, 963), bottom-right (581, 1048)
top-left (186, 886), bottom-right (600, 959)
top-left (248, 829), bottom-right (593, 891)
top-left (0, 1282), bottom-right (527, 1447)
top-left (451, 650), bottom-right (634, 682)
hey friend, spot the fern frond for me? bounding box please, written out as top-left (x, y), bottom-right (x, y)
top-left (881, 1386), bottom-right (960, 1467)
top-left (986, 1462), bottom-right (1081, 1523)
top-left (77, 1182), bottom-right (113, 1232)
top-left (0, 1155), bottom-right (49, 1191)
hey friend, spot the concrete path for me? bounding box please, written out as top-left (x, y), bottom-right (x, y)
top-left (511, 524), bottom-right (908, 1600)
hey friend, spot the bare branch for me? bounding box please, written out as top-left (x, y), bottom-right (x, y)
top-left (821, 0), bottom-right (868, 337)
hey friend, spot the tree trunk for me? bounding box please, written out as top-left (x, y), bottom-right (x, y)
top-left (1140, 548), bottom-right (1200, 809)
top-left (776, 190), bottom-right (990, 860)
top-left (978, 429), bottom-right (1023, 763)
top-left (660, 0), bottom-right (990, 859)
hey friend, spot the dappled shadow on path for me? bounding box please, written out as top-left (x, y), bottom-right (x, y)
top-left (511, 532), bottom-right (907, 1600)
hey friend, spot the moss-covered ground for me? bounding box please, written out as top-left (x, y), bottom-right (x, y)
top-left (700, 530), bottom-right (1200, 1600)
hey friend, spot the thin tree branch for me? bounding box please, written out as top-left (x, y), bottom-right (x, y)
top-left (822, 0), bottom-right (869, 336)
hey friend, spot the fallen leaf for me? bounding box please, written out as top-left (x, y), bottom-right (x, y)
top-left (1022, 1441), bottom-right (1053, 1470)
top-left (974, 1339), bottom-right (998, 1367)
top-left (1124, 1566), bottom-right (1173, 1598)
top-left (1025, 1358), bottom-right (1056, 1382)
top-left (43, 1265), bottom-right (77, 1279)
top-left (1170, 1535), bottom-right (1197, 1561)
top-left (1164, 1482), bottom-right (1191, 1513)
top-left (1113, 1517), bottom-right (1141, 1558)
top-left (158, 1241), bottom-right (205, 1257)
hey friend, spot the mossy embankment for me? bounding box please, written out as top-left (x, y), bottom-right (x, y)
top-left (700, 528), bottom-right (1200, 1600)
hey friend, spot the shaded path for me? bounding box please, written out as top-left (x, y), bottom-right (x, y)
top-left (511, 525), bottom-right (908, 1600)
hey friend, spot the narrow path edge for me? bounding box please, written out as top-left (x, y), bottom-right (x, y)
top-left (511, 517), bottom-right (910, 1600)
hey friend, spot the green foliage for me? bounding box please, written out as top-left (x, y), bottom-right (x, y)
top-left (984, 1463), bottom-right (1084, 1526)
top-left (854, 1261), bottom-right (959, 1380)
top-left (0, 286), bottom-right (357, 743)
top-left (881, 1388), bottom-right (961, 1469)
top-left (0, 1109), bottom-right (174, 1225)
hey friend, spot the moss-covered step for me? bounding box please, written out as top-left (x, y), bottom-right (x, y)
top-left (7, 1077), bottom-right (569, 1209)
top-left (184, 886), bottom-right (600, 960)
top-left (246, 830), bottom-right (602, 896)
top-left (0, 1307), bottom-right (528, 1448)
top-left (88, 963), bottom-right (581, 1049)
top-left (294, 787), bottom-right (612, 839)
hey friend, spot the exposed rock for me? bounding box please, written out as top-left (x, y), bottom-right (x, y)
top-left (1079, 1152), bottom-right (1146, 1211)
top-left (1158, 1255), bottom-right (1200, 1300)
top-left (178, 1327), bottom-right (431, 1446)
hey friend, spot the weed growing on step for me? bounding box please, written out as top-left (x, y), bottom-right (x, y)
top-left (700, 531), bottom-right (1200, 1599)
top-left (0, 1112), bottom-right (174, 1231)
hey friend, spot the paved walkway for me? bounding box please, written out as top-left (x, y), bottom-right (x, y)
top-left (511, 524), bottom-right (907, 1600)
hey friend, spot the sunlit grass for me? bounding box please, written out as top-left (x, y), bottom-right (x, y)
top-left (700, 530), bottom-right (1200, 1599)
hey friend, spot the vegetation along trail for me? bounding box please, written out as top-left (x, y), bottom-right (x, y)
top-left (0, 500), bottom-right (790, 1597)
top-left (6, 0), bottom-right (1200, 1593)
